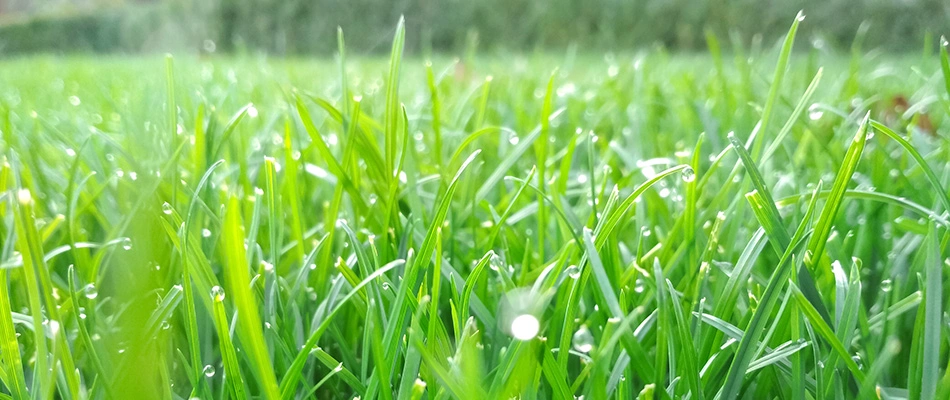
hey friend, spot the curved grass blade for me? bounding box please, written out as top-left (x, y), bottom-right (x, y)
top-left (222, 195), bottom-right (280, 399)
top-left (804, 113), bottom-right (870, 270)
top-left (719, 181), bottom-right (822, 400)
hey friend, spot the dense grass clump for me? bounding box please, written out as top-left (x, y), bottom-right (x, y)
top-left (0, 16), bottom-right (949, 399)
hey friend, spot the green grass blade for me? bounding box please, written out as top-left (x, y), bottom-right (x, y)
top-left (921, 222), bottom-right (942, 399)
top-left (222, 195), bottom-right (280, 399)
top-left (804, 113), bottom-right (869, 270)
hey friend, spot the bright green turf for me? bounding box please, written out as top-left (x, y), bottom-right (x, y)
top-left (0, 16), bottom-right (949, 399)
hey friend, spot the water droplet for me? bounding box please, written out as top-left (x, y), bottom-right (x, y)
top-left (489, 253), bottom-right (503, 272)
top-left (577, 174), bottom-right (589, 184)
top-left (333, 363), bottom-right (344, 373)
top-left (161, 320), bottom-right (171, 330)
top-left (808, 104), bottom-right (824, 120)
top-left (381, 282), bottom-right (391, 290)
top-left (572, 325), bottom-right (594, 353)
top-left (201, 228), bottom-right (212, 238)
top-left (44, 320), bottom-right (61, 337)
top-left (634, 279), bottom-right (645, 293)
top-left (68, 96), bottom-right (81, 106)
top-left (852, 354), bottom-right (864, 370)
top-left (510, 314), bottom-right (539, 341)
top-left (162, 202), bottom-right (173, 215)
top-left (508, 133), bottom-right (520, 145)
top-left (121, 238), bottom-right (133, 251)
top-left (65, 148), bottom-right (76, 157)
top-left (83, 284), bottom-right (98, 299)
top-left (211, 286), bottom-right (226, 302)
top-left (681, 167), bottom-right (695, 182)
top-left (881, 279), bottom-right (892, 292)
top-left (16, 189), bottom-right (32, 205)
top-left (203, 364), bottom-right (215, 377)
top-left (795, 10), bottom-right (806, 21)
top-left (261, 261), bottom-right (274, 273)
top-left (565, 265), bottom-right (580, 279)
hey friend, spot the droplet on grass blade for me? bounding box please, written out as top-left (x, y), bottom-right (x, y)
top-left (681, 166), bottom-right (695, 182)
top-left (211, 286), bottom-right (226, 302)
top-left (572, 325), bottom-right (594, 353)
top-left (16, 189), bottom-right (32, 205)
top-left (203, 364), bottom-right (215, 377)
top-left (881, 279), bottom-right (892, 292)
top-left (83, 284), bottom-right (98, 299)
top-left (121, 238), bottom-right (133, 251)
top-left (162, 202), bottom-right (173, 215)
top-left (510, 314), bottom-right (539, 341)
top-left (565, 265), bottom-right (580, 279)
top-left (808, 103), bottom-right (823, 120)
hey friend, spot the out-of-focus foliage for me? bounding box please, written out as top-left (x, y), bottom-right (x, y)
top-left (0, 0), bottom-right (947, 55)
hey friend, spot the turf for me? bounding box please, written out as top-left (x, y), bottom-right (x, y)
top-left (0, 16), bottom-right (949, 399)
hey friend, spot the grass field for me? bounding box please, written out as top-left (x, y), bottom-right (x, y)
top-left (1, 16), bottom-right (950, 399)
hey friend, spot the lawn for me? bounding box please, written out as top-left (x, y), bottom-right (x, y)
top-left (0, 17), bottom-right (949, 399)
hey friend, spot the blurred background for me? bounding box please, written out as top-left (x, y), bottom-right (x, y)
top-left (0, 0), bottom-right (947, 56)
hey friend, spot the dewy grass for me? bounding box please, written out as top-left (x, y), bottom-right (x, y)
top-left (0, 12), bottom-right (948, 399)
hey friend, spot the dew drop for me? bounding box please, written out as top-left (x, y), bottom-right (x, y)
top-left (681, 166), bottom-right (695, 183)
top-left (201, 228), bottom-right (212, 238)
top-left (565, 265), bottom-right (580, 279)
top-left (203, 364), bottom-right (215, 377)
top-left (572, 325), bottom-right (594, 353)
top-left (489, 253), bottom-right (503, 272)
top-left (162, 202), bottom-right (173, 215)
top-left (83, 284), bottom-right (98, 299)
top-left (211, 286), bottom-right (226, 302)
top-left (881, 279), bottom-right (892, 292)
top-left (16, 189), bottom-right (32, 205)
top-left (121, 238), bottom-right (133, 251)
top-left (634, 279), bottom-right (645, 293)
top-left (852, 355), bottom-right (864, 370)
top-left (161, 320), bottom-right (171, 330)
top-left (808, 104), bottom-right (823, 120)
top-left (510, 314), bottom-right (539, 341)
